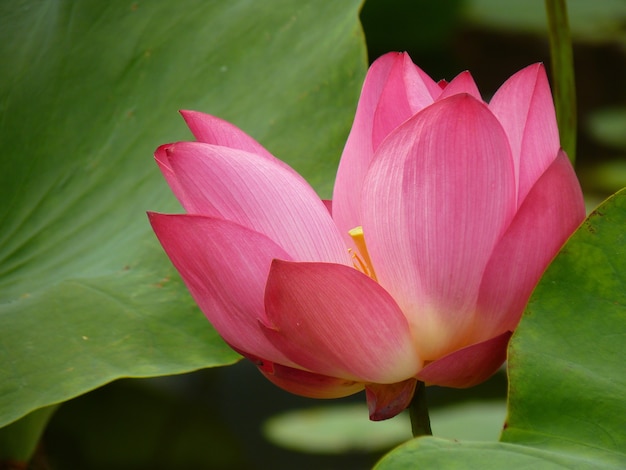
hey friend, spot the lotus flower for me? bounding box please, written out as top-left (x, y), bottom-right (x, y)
top-left (148, 52), bottom-right (585, 420)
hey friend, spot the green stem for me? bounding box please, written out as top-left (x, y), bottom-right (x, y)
top-left (409, 381), bottom-right (432, 437)
top-left (545, 0), bottom-right (577, 164)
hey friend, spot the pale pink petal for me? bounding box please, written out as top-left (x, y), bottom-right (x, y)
top-left (489, 63), bottom-right (560, 205)
top-left (262, 260), bottom-right (421, 383)
top-left (371, 53), bottom-right (441, 150)
top-left (148, 212), bottom-right (295, 366)
top-left (417, 332), bottom-right (512, 388)
top-left (156, 142), bottom-right (351, 264)
top-left (365, 378), bottom-right (417, 421)
top-left (362, 94), bottom-right (516, 361)
top-left (475, 150), bottom-right (585, 338)
top-left (332, 52), bottom-right (439, 242)
top-left (331, 53), bottom-right (397, 244)
top-left (258, 362), bottom-right (364, 399)
top-left (180, 110), bottom-right (276, 161)
top-left (436, 71), bottom-right (482, 101)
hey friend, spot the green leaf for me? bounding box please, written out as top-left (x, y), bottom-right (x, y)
top-left (263, 400), bottom-right (506, 455)
top-left (376, 191), bottom-right (626, 468)
top-left (0, 406), bottom-right (57, 462)
top-left (263, 404), bottom-right (411, 454)
top-left (429, 401), bottom-right (506, 442)
top-left (0, 0), bottom-right (366, 431)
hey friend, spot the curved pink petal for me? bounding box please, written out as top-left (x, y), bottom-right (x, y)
top-left (436, 70), bottom-right (482, 101)
top-left (262, 260), bottom-right (422, 383)
top-left (180, 110), bottom-right (277, 162)
top-left (371, 53), bottom-right (441, 150)
top-left (417, 331), bottom-right (511, 388)
top-left (332, 52), bottom-right (439, 243)
top-left (475, 150), bottom-right (585, 339)
top-left (154, 145), bottom-right (185, 209)
top-left (148, 212), bottom-right (295, 366)
top-left (258, 362), bottom-right (364, 399)
top-left (362, 94), bottom-right (516, 361)
top-left (156, 142), bottom-right (351, 264)
top-left (331, 53), bottom-right (397, 244)
top-left (489, 63), bottom-right (560, 205)
top-left (365, 378), bottom-right (417, 421)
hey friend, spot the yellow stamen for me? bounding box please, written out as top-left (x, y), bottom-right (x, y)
top-left (348, 226), bottom-right (377, 280)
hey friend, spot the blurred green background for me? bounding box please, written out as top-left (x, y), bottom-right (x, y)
top-left (4, 0), bottom-right (625, 468)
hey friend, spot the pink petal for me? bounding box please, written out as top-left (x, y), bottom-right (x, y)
top-left (180, 110), bottom-right (276, 161)
top-left (331, 53), bottom-right (397, 244)
top-left (362, 94), bottom-right (517, 361)
top-left (262, 260), bottom-right (421, 383)
top-left (371, 53), bottom-right (441, 150)
top-left (489, 63), bottom-right (560, 205)
top-left (258, 362), bottom-right (364, 399)
top-left (148, 212), bottom-right (295, 366)
top-left (365, 378), bottom-right (417, 421)
top-left (436, 71), bottom-right (482, 101)
top-left (154, 146), bottom-right (185, 208)
top-left (475, 150), bottom-right (585, 338)
top-left (332, 52), bottom-right (439, 243)
top-left (417, 331), bottom-right (512, 388)
top-left (156, 142), bottom-right (351, 265)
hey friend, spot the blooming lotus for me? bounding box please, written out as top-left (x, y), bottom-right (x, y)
top-left (148, 52), bottom-right (585, 420)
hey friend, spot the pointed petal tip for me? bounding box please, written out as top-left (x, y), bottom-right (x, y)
top-left (179, 109), bottom-right (223, 130)
top-left (437, 70), bottom-right (482, 101)
top-left (147, 211), bottom-right (173, 231)
top-left (177, 110), bottom-right (279, 163)
top-left (179, 109), bottom-right (208, 131)
top-left (515, 62), bottom-right (550, 90)
top-left (154, 142), bottom-right (173, 159)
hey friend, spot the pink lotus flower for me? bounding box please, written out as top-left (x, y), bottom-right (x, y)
top-left (149, 52), bottom-right (585, 420)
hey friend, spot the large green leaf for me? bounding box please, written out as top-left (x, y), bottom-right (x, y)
top-left (0, 0), bottom-right (366, 428)
top-left (376, 190), bottom-right (626, 468)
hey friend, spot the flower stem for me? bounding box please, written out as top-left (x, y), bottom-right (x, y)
top-left (545, 0), bottom-right (576, 164)
top-left (409, 381), bottom-right (432, 437)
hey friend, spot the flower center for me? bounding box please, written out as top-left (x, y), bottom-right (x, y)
top-left (348, 226), bottom-right (377, 281)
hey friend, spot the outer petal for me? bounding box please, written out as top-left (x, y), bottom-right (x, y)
top-left (489, 63), bottom-right (560, 205)
top-left (332, 52), bottom-right (439, 242)
top-left (475, 150), bottom-right (586, 339)
top-left (416, 331), bottom-right (512, 388)
top-left (371, 53), bottom-right (442, 150)
top-left (436, 71), bottom-right (482, 101)
top-left (156, 142), bottom-right (351, 265)
top-left (180, 110), bottom-right (277, 161)
top-left (258, 362), bottom-right (364, 399)
top-left (148, 212), bottom-right (295, 366)
top-left (262, 260), bottom-right (422, 383)
top-left (365, 379), bottom-right (417, 421)
top-left (362, 94), bottom-right (517, 361)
